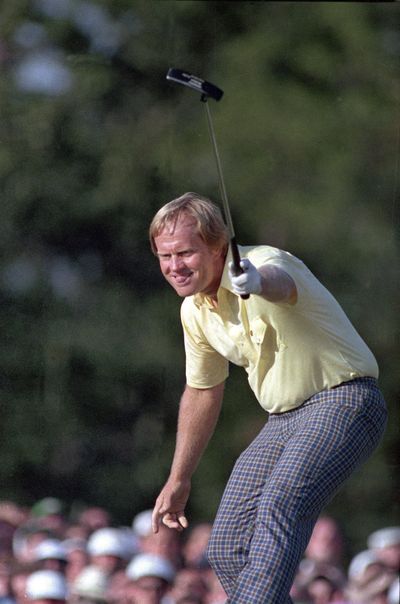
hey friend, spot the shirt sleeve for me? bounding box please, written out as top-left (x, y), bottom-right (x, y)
top-left (181, 301), bottom-right (229, 389)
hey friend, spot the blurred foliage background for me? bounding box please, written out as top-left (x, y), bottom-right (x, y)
top-left (0, 0), bottom-right (399, 554)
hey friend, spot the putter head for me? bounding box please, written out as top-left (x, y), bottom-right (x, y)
top-left (166, 68), bottom-right (224, 101)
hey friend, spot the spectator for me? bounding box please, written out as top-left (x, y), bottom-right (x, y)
top-left (291, 516), bottom-right (346, 603)
top-left (30, 499), bottom-right (66, 537)
top-left (202, 569), bottom-right (227, 604)
top-left (25, 570), bottom-right (68, 604)
top-left (132, 510), bottom-right (153, 548)
top-left (164, 568), bottom-right (208, 603)
top-left (345, 549), bottom-right (396, 603)
top-left (305, 516), bottom-right (346, 569)
top-left (132, 512), bottom-right (182, 570)
top-left (292, 561), bottom-right (346, 604)
top-left (78, 509), bottom-right (111, 537)
top-left (12, 525), bottom-right (54, 564)
top-left (1, 497), bottom-right (398, 604)
top-left (307, 576), bottom-right (337, 604)
top-left (125, 553), bottom-right (175, 604)
top-left (33, 539), bottom-right (68, 574)
top-left (62, 538), bottom-right (88, 585)
top-left (70, 565), bottom-right (109, 604)
top-left (181, 524), bottom-right (212, 570)
top-left (9, 564), bottom-right (35, 604)
top-left (86, 529), bottom-right (128, 576)
top-left (0, 503), bottom-right (28, 534)
top-left (367, 527), bottom-right (400, 573)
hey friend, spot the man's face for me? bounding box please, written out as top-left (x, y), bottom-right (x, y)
top-left (154, 214), bottom-right (225, 298)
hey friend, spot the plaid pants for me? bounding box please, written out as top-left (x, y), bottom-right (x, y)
top-left (207, 378), bottom-right (387, 604)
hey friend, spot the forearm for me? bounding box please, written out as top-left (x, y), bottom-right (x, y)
top-left (169, 382), bottom-right (225, 482)
top-left (152, 381), bottom-right (225, 532)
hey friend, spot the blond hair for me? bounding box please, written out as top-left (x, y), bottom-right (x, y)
top-left (149, 192), bottom-right (229, 255)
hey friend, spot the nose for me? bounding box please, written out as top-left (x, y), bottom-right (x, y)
top-left (170, 254), bottom-right (185, 271)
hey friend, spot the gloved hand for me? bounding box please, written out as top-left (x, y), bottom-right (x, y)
top-left (228, 258), bottom-right (263, 296)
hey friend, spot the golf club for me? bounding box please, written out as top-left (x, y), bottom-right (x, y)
top-left (166, 68), bottom-right (249, 299)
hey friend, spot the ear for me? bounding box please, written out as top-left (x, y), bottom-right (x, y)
top-left (211, 243), bottom-right (227, 258)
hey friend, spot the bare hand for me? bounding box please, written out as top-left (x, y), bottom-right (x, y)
top-left (152, 478), bottom-right (191, 533)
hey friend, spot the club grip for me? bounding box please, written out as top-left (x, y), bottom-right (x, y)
top-left (230, 238), bottom-right (249, 300)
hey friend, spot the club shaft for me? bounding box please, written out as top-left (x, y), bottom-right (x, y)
top-left (203, 104), bottom-right (246, 282)
top-left (203, 101), bottom-right (235, 239)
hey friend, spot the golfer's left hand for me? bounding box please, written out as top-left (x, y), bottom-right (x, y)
top-left (229, 259), bottom-right (262, 296)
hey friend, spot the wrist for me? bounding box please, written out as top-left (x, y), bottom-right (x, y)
top-left (169, 472), bottom-right (192, 486)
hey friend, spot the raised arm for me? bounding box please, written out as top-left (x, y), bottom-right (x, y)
top-left (152, 381), bottom-right (225, 533)
top-left (229, 259), bottom-right (297, 304)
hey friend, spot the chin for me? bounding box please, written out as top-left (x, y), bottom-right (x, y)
top-left (171, 283), bottom-right (197, 297)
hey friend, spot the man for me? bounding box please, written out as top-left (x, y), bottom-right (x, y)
top-left (25, 570), bottom-right (68, 604)
top-left (150, 192), bottom-right (387, 603)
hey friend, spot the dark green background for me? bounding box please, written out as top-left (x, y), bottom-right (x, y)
top-left (1, 1), bottom-right (398, 554)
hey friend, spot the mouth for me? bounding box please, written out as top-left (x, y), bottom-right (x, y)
top-left (171, 272), bottom-right (193, 287)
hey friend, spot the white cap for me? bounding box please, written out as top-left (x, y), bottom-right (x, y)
top-left (26, 570), bottom-right (68, 600)
top-left (367, 527), bottom-right (400, 549)
top-left (87, 528), bottom-right (128, 559)
top-left (126, 553), bottom-right (175, 583)
top-left (72, 565), bottom-right (109, 600)
top-left (132, 510), bottom-right (153, 538)
top-left (117, 527), bottom-right (139, 558)
top-left (348, 550), bottom-right (380, 579)
top-left (34, 539), bottom-right (67, 562)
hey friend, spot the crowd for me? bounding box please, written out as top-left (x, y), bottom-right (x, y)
top-left (0, 499), bottom-right (398, 604)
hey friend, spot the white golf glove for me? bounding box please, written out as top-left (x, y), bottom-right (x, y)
top-left (228, 258), bottom-right (263, 296)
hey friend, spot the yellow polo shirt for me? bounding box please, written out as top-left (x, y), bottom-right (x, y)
top-left (180, 245), bottom-right (378, 413)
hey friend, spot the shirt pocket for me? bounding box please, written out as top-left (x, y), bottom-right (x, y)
top-left (248, 316), bottom-right (285, 361)
top-left (248, 316), bottom-right (267, 345)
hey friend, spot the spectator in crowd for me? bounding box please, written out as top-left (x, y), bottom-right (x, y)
top-left (181, 524), bottom-right (213, 570)
top-left (202, 569), bottom-right (227, 604)
top-left (70, 565), bottom-right (109, 604)
top-left (12, 525), bottom-right (54, 565)
top-left (63, 538), bottom-right (89, 585)
top-left (2, 499), bottom-right (399, 604)
top-left (86, 529), bottom-right (128, 576)
top-left (291, 516), bottom-right (347, 602)
top-left (305, 516), bottom-right (346, 569)
top-left (132, 510), bottom-right (154, 545)
top-left (33, 539), bottom-right (68, 574)
top-left (29, 499), bottom-right (67, 538)
top-left (124, 553), bottom-right (175, 604)
top-left (132, 511), bottom-right (182, 571)
top-left (9, 563), bottom-right (34, 604)
top-left (306, 575), bottom-right (339, 604)
top-left (345, 548), bottom-right (397, 604)
top-left (291, 561), bottom-right (347, 603)
top-left (164, 568), bottom-right (208, 603)
top-left (25, 570), bottom-right (68, 604)
top-left (367, 527), bottom-right (400, 573)
top-left (77, 509), bottom-right (111, 538)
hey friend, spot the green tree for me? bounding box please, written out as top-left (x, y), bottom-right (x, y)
top-left (0, 1), bottom-right (398, 550)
